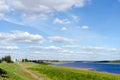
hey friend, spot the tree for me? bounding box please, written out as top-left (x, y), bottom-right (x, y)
top-left (0, 59), bottom-right (1, 63)
top-left (1, 56), bottom-right (13, 63)
top-left (22, 58), bottom-right (29, 62)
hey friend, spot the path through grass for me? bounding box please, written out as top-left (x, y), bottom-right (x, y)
top-left (0, 62), bottom-right (45, 80)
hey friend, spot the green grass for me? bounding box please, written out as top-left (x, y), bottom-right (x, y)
top-left (21, 62), bottom-right (52, 80)
top-left (0, 68), bottom-right (8, 80)
top-left (29, 64), bottom-right (120, 80)
top-left (0, 62), bottom-right (35, 80)
top-left (0, 62), bottom-right (120, 80)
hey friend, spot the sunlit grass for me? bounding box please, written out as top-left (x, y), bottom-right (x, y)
top-left (29, 64), bottom-right (120, 80)
top-left (0, 62), bottom-right (34, 80)
top-left (0, 62), bottom-right (120, 80)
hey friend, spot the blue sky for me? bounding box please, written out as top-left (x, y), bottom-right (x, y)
top-left (0, 0), bottom-right (120, 61)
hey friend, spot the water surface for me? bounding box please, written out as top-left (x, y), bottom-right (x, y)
top-left (52, 62), bottom-right (120, 74)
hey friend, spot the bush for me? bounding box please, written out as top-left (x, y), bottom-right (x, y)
top-left (0, 59), bottom-right (2, 63)
top-left (1, 55), bottom-right (13, 63)
top-left (22, 58), bottom-right (29, 62)
top-left (0, 68), bottom-right (7, 74)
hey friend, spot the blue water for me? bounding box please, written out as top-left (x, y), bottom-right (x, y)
top-left (52, 62), bottom-right (120, 74)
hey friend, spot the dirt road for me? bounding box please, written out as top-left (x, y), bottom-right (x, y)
top-left (17, 62), bottom-right (45, 80)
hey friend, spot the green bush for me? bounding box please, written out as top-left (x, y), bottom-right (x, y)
top-left (1, 56), bottom-right (13, 63)
top-left (0, 68), bottom-right (7, 74)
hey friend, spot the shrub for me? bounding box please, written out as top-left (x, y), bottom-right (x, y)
top-left (1, 55), bottom-right (13, 63)
top-left (0, 68), bottom-right (7, 74)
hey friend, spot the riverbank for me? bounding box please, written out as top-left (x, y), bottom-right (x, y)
top-left (51, 61), bottom-right (120, 74)
top-left (51, 65), bottom-right (120, 76)
top-left (29, 63), bottom-right (120, 80)
top-left (0, 62), bottom-right (120, 80)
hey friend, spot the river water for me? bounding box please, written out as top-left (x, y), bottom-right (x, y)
top-left (52, 62), bottom-right (120, 74)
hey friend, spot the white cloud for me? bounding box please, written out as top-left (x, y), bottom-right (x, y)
top-left (0, 30), bottom-right (44, 44)
top-left (71, 15), bottom-right (80, 22)
top-left (28, 46), bottom-right (61, 51)
top-left (63, 45), bottom-right (120, 53)
top-left (81, 25), bottom-right (89, 30)
top-left (0, 0), bottom-right (9, 19)
top-left (0, 0), bottom-right (90, 20)
top-left (0, 0), bottom-right (91, 26)
top-left (74, 0), bottom-right (91, 7)
top-left (48, 36), bottom-right (77, 43)
top-left (61, 27), bottom-right (67, 31)
top-left (0, 0), bottom-right (9, 12)
top-left (7, 0), bottom-right (90, 13)
top-left (62, 45), bottom-right (80, 48)
top-left (53, 18), bottom-right (71, 24)
top-left (0, 13), bottom-right (4, 19)
top-left (0, 45), bottom-right (19, 50)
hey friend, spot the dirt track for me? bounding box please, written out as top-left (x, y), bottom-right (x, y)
top-left (17, 63), bottom-right (45, 80)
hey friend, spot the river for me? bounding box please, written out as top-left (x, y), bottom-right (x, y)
top-left (52, 62), bottom-right (120, 74)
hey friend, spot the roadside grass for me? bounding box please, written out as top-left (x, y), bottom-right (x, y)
top-left (0, 62), bottom-right (36, 80)
top-left (0, 68), bottom-right (8, 80)
top-left (29, 64), bottom-right (120, 80)
top-left (21, 62), bottom-right (52, 80)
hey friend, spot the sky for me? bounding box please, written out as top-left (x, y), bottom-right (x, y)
top-left (0, 0), bottom-right (120, 61)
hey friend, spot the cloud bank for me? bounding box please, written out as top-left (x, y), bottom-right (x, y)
top-left (0, 0), bottom-right (91, 20)
top-left (0, 30), bottom-right (44, 44)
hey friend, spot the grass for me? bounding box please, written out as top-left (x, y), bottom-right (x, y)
top-left (29, 64), bottom-right (120, 80)
top-left (0, 62), bottom-right (120, 80)
top-left (0, 62), bottom-right (37, 80)
top-left (0, 68), bottom-right (8, 80)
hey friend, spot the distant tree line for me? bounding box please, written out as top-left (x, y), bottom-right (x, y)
top-left (0, 55), bottom-right (13, 63)
top-left (22, 58), bottom-right (29, 62)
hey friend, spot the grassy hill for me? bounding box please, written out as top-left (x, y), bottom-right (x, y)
top-left (0, 62), bottom-right (41, 80)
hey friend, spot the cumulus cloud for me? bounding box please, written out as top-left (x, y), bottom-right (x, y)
top-left (0, 0), bottom-right (9, 12)
top-left (63, 45), bottom-right (120, 53)
top-left (53, 18), bottom-right (71, 24)
top-left (0, 0), bottom-right (9, 19)
top-left (28, 46), bottom-right (61, 51)
top-left (48, 36), bottom-right (77, 43)
top-left (0, 0), bottom-right (91, 20)
top-left (7, 0), bottom-right (90, 12)
top-left (0, 30), bottom-right (44, 44)
top-left (61, 27), bottom-right (67, 31)
top-left (81, 25), bottom-right (89, 30)
top-left (0, 45), bottom-right (19, 50)
top-left (71, 15), bottom-right (80, 22)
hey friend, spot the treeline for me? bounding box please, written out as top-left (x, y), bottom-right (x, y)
top-left (0, 55), bottom-right (13, 63)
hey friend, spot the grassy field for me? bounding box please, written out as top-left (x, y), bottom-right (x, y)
top-left (28, 63), bottom-right (120, 80)
top-left (0, 67), bottom-right (8, 80)
top-left (0, 62), bottom-right (120, 80)
top-left (0, 62), bottom-right (40, 80)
